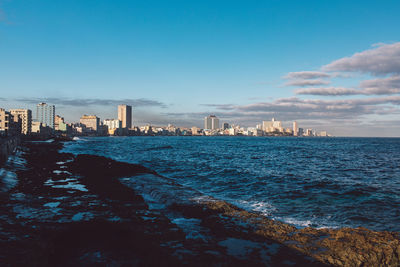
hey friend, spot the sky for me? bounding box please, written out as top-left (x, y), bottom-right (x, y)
top-left (1, 0), bottom-right (400, 136)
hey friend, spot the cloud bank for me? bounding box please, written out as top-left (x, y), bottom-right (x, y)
top-left (322, 42), bottom-right (400, 75)
top-left (14, 97), bottom-right (168, 108)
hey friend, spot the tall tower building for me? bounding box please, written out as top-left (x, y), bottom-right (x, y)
top-left (118, 105), bottom-right (132, 129)
top-left (293, 121), bottom-right (298, 136)
top-left (204, 115), bottom-right (219, 130)
top-left (10, 109), bottom-right (32, 135)
top-left (36, 103), bottom-right (55, 129)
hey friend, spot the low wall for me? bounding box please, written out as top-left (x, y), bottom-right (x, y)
top-left (0, 136), bottom-right (20, 166)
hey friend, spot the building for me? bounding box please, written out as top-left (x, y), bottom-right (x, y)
top-left (103, 119), bottom-right (121, 130)
top-left (103, 119), bottom-right (122, 135)
top-left (305, 129), bottom-right (313, 136)
top-left (80, 115), bottom-right (100, 132)
top-left (0, 108), bottom-right (21, 136)
top-left (222, 122), bottom-right (229, 130)
top-left (262, 120), bottom-right (273, 132)
top-left (55, 115), bottom-right (64, 130)
top-left (118, 105), bottom-right (132, 129)
top-left (54, 115), bottom-right (69, 132)
top-left (36, 103), bottom-right (55, 129)
top-left (0, 108), bottom-right (11, 136)
top-left (191, 126), bottom-right (201, 135)
top-left (293, 121), bottom-right (298, 136)
top-left (262, 118), bottom-right (282, 133)
top-left (10, 109), bottom-right (32, 135)
top-left (204, 115), bottom-right (219, 130)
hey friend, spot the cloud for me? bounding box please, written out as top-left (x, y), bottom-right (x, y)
top-left (360, 75), bottom-right (400, 95)
top-left (14, 97), bottom-right (168, 108)
top-left (285, 79), bottom-right (330, 87)
top-left (284, 71), bottom-right (331, 80)
top-left (295, 75), bottom-right (400, 96)
top-left (200, 103), bottom-right (236, 110)
top-left (296, 87), bottom-right (361, 96)
top-left (323, 42), bottom-right (400, 75)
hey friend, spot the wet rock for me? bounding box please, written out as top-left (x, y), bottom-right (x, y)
top-left (199, 199), bottom-right (400, 267)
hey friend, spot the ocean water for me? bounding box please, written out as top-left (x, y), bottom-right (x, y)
top-left (62, 136), bottom-right (400, 232)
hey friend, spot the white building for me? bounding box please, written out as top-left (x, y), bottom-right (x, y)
top-left (263, 118), bottom-right (283, 132)
top-left (103, 119), bottom-right (122, 130)
top-left (293, 121), bottom-right (298, 136)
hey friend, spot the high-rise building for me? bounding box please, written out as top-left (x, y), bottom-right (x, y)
top-left (10, 109), bottom-right (32, 135)
top-left (80, 115), bottom-right (100, 132)
top-left (36, 103), bottom-right (55, 129)
top-left (204, 115), bottom-right (219, 130)
top-left (222, 122), bottom-right (229, 130)
top-left (118, 105), bottom-right (132, 129)
top-left (293, 121), bottom-right (298, 136)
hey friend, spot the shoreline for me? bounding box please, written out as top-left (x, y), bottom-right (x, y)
top-left (0, 140), bottom-right (399, 266)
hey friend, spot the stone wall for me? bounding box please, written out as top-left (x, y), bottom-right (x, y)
top-left (0, 136), bottom-right (20, 166)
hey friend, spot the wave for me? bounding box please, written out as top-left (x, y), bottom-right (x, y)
top-left (143, 145), bottom-right (173, 151)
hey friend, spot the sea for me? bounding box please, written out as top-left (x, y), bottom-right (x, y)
top-left (61, 136), bottom-right (400, 232)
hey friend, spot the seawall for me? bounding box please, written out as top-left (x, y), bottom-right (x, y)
top-left (0, 136), bottom-right (20, 166)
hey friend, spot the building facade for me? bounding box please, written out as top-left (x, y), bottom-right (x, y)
top-left (0, 108), bottom-right (11, 136)
top-left (293, 121), bottom-right (298, 136)
top-left (80, 115), bottom-right (100, 132)
top-left (36, 103), bottom-right (55, 129)
top-left (204, 115), bottom-right (219, 130)
top-left (263, 118), bottom-right (283, 133)
top-left (118, 105), bottom-right (132, 129)
top-left (10, 109), bottom-right (32, 135)
top-left (103, 119), bottom-right (122, 130)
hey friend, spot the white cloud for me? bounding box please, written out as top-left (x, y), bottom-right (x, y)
top-left (323, 42), bottom-right (400, 75)
top-left (295, 76), bottom-right (400, 96)
top-left (296, 87), bottom-right (361, 96)
top-left (284, 71), bottom-right (331, 80)
top-left (285, 79), bottom-right (330, 87)
top-left (361, 75), bottom-right (400, 95)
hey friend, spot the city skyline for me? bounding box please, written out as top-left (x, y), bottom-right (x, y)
top-left (1, 1), bottom-right (400, 136)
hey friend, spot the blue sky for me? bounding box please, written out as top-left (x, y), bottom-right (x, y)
top-left (1, 0), bottom-right (400, 136)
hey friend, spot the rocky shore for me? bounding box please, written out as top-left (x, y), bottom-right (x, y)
top-left (0, 140), bottom-right (399, 266)
top-left (0, 136), bottom-right (20, 166)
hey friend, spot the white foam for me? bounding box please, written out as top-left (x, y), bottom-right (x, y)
top-left (281, 217), bottom-right (313, 228)
top-left (234, 199), bottom-right (277, 217)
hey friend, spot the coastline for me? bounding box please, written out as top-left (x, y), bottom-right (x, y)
top-left (0, 140), bottom-right (399, 266)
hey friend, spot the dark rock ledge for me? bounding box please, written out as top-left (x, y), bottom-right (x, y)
top-left (0, 140), bottom-right (398, 266)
